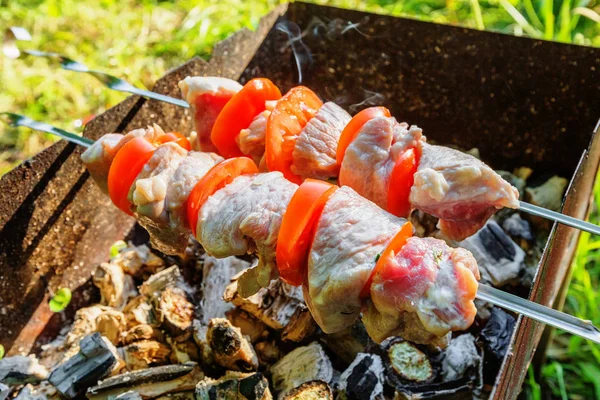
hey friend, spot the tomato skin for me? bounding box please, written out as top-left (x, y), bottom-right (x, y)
top-left (108, 138), bottom-right (157, 215)
top-left (211, 78), bottom-right (281, 158)
top-left (336, 106), bottom-right (391, 166)
top-left (359, 221), bottom-right (413, 298)
top-left (276, 179), bottom-right (337, 286)
top-left (186, 157), bottom-right (259, 237)
top-left (265, 86), bottom-right (323, 184)
top-left (155, 132), bottom-right (192, 151)
top-left (387, 148), bottom-right (419, 218)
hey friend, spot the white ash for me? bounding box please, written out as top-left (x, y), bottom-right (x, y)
top-left (501, 214), bottom-right (533, 241)
top-left (0, 383), bottom-right (9, 400)
top-left (0, 355), bottom-right (49, 385)
top-left (441, 334), bottom-right (481, 382)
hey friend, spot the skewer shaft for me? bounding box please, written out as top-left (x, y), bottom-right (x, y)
top-left (519, 201), bottom-right (600, 236)
top-left (4, 113), bottom-right (600, 345)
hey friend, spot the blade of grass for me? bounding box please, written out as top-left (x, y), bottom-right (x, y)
top-left (470, 0), bottom-right (485, 30)
top-left (499, 0), bottom-right (542, 37)
top-left (557, 0), bottom-right (573, 42)
top-left (542, 0), bottom-right (555, 39)
top-left (522, 0), bottom-right (544, 30)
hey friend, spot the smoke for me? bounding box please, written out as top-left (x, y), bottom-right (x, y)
top-left (305, 16), bottom-right (375, 40)
top-left (349, 90), bottom-right (387, 113)
top-left (275, 21), bottom-right (313, 84)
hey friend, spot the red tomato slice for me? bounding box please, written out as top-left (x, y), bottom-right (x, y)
top-left (155, 132), bottom-right (192, 151)
top-left (336, 106), bottom-right (391, 165)
top-left (211, 78), bottom-right (281, 158)
top-left (108, 138), bottom-right (156, 215)
top-left (276, 179), bottom-right (337, 286)
top-left (387, 148), bottom-right (419, 218)
top-left (265, 86), bottom-right (323, 184)
top-left (359, 221), bottom-right (413, 298)
top-left (186, 157), bottom-right (259, 236)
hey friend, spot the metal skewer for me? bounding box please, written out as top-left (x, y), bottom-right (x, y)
top-left (3, 113), bottom-right (600, 345)
top-left (3, 27), bottom-right (188, 109)
top-left (3, 27), bottom-right (597, 236)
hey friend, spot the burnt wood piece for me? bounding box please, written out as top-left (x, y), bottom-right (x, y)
top-left (206, 318), bottom-right (258, 372)
top-left (282, 380), bottom-right (333, 400)
top-left (270, 342), bottom-right (333, 397)
top-left (480, 307), bottom-right (516, 384)
top-left (93, 262), bottom-right (138, 310)
top-left (48, 333), bottom-right (118, 399)
top-left (123, 296), bottom-right (160, 329)
top-left (112, 244), bottom-right (165, 280)
top-left (337, 353), bottom-right (385, 400)
top-left (254, 340), bottom-right (281, 367)
top-left (140, 266), bottom-right (183, 298)
top-left (281, 304), bottom-right (318, 343)
top-left (320, 321), bottom-right (370, 365)
top-left (0, 384), bottom-right (9, 400)
top-left (154, 392), bottom-right (194, 400)
top-left (87, 363), bottom-right (203, 400)
top-left (194, 372), bottom-right (272, 400)
top-left (0, 355), bottom-right (49, 385)
top-left (440, 334), bottom-right (482, 384)
top-left (113, 391), bottom-right (142, 400)
top-left (122, 324), bottom-right (164, 345)
top-left (168, 338), bottom-right (201, 364)
top-left (226, 308), bottom-right (270, 343)
top-left (122, 340), bottom-right (172, 371)
top-left (157, 286), bottom-right (194, 338)
top-left (95, 309), bottom-right (127, 346)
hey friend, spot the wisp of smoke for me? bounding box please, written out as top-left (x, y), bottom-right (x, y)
top-left (349, 90), bottom-right (387, 113)
top-left (305, 16), bottom-right (375, 40)
top-left (275, 21), bottom-right (313, 84)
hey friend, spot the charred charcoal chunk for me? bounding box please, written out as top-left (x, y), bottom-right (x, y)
top-left (158, 286), bottom-right (195, 338)
top-left (282, 380), bottom-right (333, 399)
top-left (168, 338), bottom-right (201, 364)
top-left (0, 355), bottom-right (49, 385)
top-left (226, 308), bottom-right (270, 343)
top-left (124, 296), bottom-right (160, 328)
top-left (441, 334), bottom-right (482, 384)
top-left (337, 353), bottom-right (385, 400)
top-left (95, 309), bottom-right (127, 346)
top-left (254, 341), bottom-right (281, 367)
top-left (122, 340), bottom-right (172, 371)
top-left (93, 262), bottom-right (137, 310)
top-left (113, 391), bottom-right (142, 400)
top-left (195, 371), bottom-right (271, 400)
top-left (383, 338), bottom-right (434, 384)
top-left (49, 333), bottom-right (118, 399)
top-left (320, 321), bottom-right (370, 365)
top-left (270, 342), bottom-right (333, 397)
top-left (480, 307), bottom-right (516, 364)
top-left (0, 383), bottom-right (8, 400)
top-left (113, 244), bottom-right (165, 280)
top-left (501, 214), bottom-right (533, 242)
top-left (122, 324), bottom-right (165, 345)
top-left (140, 266), bottom-right (183, 298)
top-left (206, 318), bottom-right (258, 372)
top-left (281, 304), bottom-right (318, 343)
top-left (87, 363), bottom-right (203, 400)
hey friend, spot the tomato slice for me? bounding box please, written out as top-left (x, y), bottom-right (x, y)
top-left (265, 86), bottom-right (323, 184)
top-left (186, 157), bottom-right (259, 236)
top-left (276, 179), bottom-right (337, 286)
top-left (211, 78), bottom-right (282, 158)
top-left (155, 132), bottom-right (191, 151)
top-left (336, 106), bottom-right (391, 165)
top-left (359, 221), bottom-right (413, 298)
top-left (108, 137), bottom-right (156, 215)
top-left (387, 148), bottom-right (419, 218)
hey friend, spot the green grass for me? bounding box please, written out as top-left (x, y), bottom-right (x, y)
top-left (1, 0), bottom-right (599, 397)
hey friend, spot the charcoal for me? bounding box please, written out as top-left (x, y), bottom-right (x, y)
top-left (123, 296), bottom-right (160, 328)
top-left (168, 338), bottom-right (200, 364)
top-left (382, 338), bottom-right (435, 384)
top-left (140, 266), bottom-right (183, 298)
top-left (441, 334), bottom-right (482, 382)
top-left (0, 355), bottom-right (49, 385)
top-left (112, 244), bottom-right (165, 280)
top-left (13, 385), bottom-right (47, 400)
top-left (93, 262), bottom-right (138, 310)
top-left (157, 286), bottom-right (194, 338)
top-left (113, 391), bottom-right (142, 400)
top-left (0, 384), bottom-right (8, 400)
top-left (87, 363), bottom-right (203, 400)
top-left (64, 306), bottom-right (115, 358)
top-left (206, 318), bottom-right (258, 372)
top-left (155, 392), bottom-right (194, 400)
top-left (282, 380), bottom-right (332, 399)
top-left (254, 341), bottom-right (281, 366)
top-left (122, 340), bottom-right (172, 370)
top-left (320, 321), bottom-right (370, 364)
top-left (459, 220), bottom-right (524, 287)
top-left (501, 213), bottom-right (534, 242)
top-left (195, 371), bottom-right (271, 400)
top-left (49, 333), bottom-right (118, 399)
top-left (281, 304), bottom-right (318, 343)
top-left (226, 308), bottom-right (270, 343)
top-left (270, 342), bottom-right (333, 397)
top-left (122, 324), bottom-right (164, 345)
top-left (337, 353), bottom-right (385, 400)
top-left (95, 309), bottom-right (126, 346)
top-left (480, 307), bottom-right (516, 362)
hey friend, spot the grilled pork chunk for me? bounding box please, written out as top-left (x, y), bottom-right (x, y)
top-left (198, 172), bottom-right (297, 292)
top-left (178, 76), bottom-right (242, 152)
top-left (411, 144), bottom-right (520, 240)
top-left (291, 102), bottom-right (351, 180)
top-left (339, 116), bottom-right (424, 207)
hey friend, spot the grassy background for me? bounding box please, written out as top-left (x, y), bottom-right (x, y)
top-left (1, 0), bottom-right (599, 397)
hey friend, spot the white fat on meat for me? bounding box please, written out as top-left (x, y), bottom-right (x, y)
top-left (291, 102), bottom-right (351, 180)
top-left (339, 116), bottom-right (424, 208)
top-left (306, 186), bottom-right (406, 334)
top-left (197, 172), bottom-right (297, 294)
top-left (178, 76), bottom-right (242, 152)
top-left (370, 237), bottom-right (480, 338)
top-left (410, 143), bottom-right (519, 240)
top-left (236, 100), bottom-right (277, 166)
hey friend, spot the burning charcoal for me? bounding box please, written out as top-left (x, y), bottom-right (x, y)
top-left (93, 262), bottom-right (138, 310)
top-left (122, 340), bottom-right (172, 371)
top-left (320, 321), bottom-right (370, 364)
top-left (441, 334), bottom-right (482, 382)
top-left (140, 266), bottom-right (183, 298)
top-left (123, 296), bottom-right (160, 328)
top-left (206, 318), bottom-right (258, 372)
top-left (157, 286), bottom-right (194, 338)
top-left (122, 324), bottom-right (165, 345)
top-left (270, 342), bottom-right (333, 397)
top-left (281, 304), bottom-right (318, 343)
top-left (480, 307), bottom-right (516, 364)
top-left (113, 244), bottom-right (165, 279)
top-left (226, 308), bottom-right (270, 343)
top-left (113, 391), bottom-right (142, 400)
top-left (459, 220), bottom-right (524, 287)
top-left (195, 371), bottom-right (271, 400)
top-left (501, 213), bottom-right (534, 242)
top-left (0, 355), bottom-right (49, 385)
top-left (224, 276), bottom-right (304, 330)
top-left (337, 353), bottom-right (385, 400)
top-left (282, 380), bottom-right (333, 399)
top-left (87, 363), bottom-right (203, 400)
top-left (254, 341), bottom-right (281, 366)
top-left (95, 309), bottom-right (127, 346)
top-left (48, 333), bottom-right (118, 399)
top-left (168, 338), bottom-right (200, 364)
